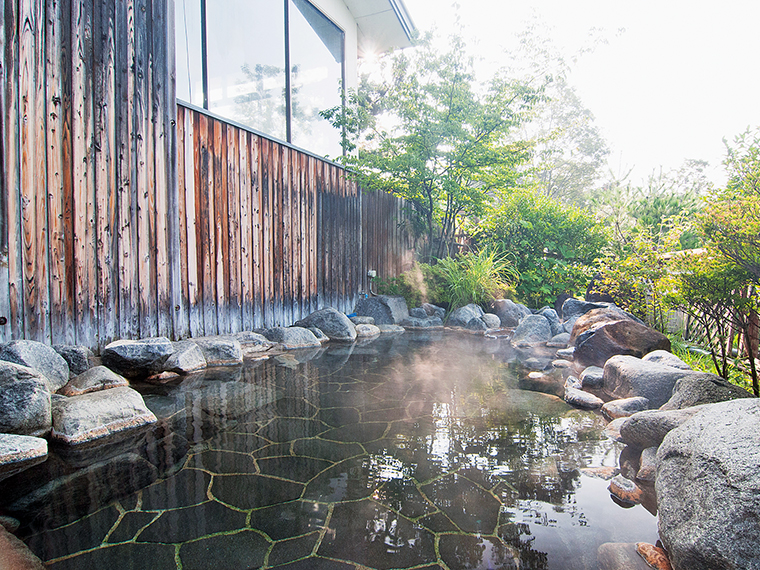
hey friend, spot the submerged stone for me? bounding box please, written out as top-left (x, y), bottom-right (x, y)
top-left (179, 530), bottom-right (269, 570)
top-left (51, 387), bottom-right (157, 445)
top-left (318, 500), bottom-right (437, 569)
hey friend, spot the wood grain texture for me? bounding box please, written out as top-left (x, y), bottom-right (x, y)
top-left (0, 0), bottom-right (414, 349)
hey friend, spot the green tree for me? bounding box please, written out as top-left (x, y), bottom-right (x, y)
top-left (665, 252), bottom-right (758, 395)
top-left (473, 188), bottom-right (608, 308)
top-left (322, 33), bottom-right (539, 259)
top-left (698, 128), bottom-right (760, 282)
top-left (521, 76), bottom-right (610, 205)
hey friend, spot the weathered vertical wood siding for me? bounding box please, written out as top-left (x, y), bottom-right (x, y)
top-left (1, 0), bottom-right (415, 350)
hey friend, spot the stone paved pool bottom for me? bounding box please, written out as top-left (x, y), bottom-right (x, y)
top-left (4, 332), bottom-right (658, 569)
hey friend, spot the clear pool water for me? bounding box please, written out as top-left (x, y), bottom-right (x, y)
top-left (1, 332), bottom-right (658, 569)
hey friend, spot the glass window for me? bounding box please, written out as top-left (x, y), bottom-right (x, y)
top-left (206, 0), bottom-right (287, 140)
top-left (288, 0), bottom-right (344, 156)
top-left (174, 0), bottom-right (344, 156)
top-left (175, 0), bottom-right (203, 106)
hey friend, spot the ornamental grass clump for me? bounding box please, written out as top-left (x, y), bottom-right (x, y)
top-left (435, 249), bottom-right (519, 312)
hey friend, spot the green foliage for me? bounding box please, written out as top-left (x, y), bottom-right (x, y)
top-left (523, 76), bottom-right (610, 205)
top-left (373, 250), bottom-right (518, 312)
top-left (592, 160), bottom-right (711, 252)
top-left (473, 188), bottom-right (608, 308)
top-left (322, 33), bottom-right (540, 259)
top-left (373, 274), bottom-right (422, 310)
top-left (434, 249), bottom-right (519, 311)
top-left (667, 333), bottom-right (752, 391)
top-left (698, 128), bottom-right (760, 283)
top-left (664, 251), bottom-right (759, 394)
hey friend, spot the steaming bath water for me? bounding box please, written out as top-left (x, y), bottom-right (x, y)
top-left (2, 332), bottom-right (658, 569)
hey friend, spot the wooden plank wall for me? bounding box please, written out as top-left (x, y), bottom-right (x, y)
top-left (361, 189), bottom-right (416, 294)
top-left (1, 0), bottom-right (177, 348)
top-left (0, 0), bottom-right (415, 350)
top-left (176, 104), bottom-right (374, 330)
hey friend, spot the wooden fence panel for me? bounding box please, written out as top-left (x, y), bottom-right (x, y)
top-left (1, 0), bottom-right (415, 349)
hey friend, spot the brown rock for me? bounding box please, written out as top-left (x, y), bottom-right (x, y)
top-left (580, 466), bottom-right (619, 480)
top-left (569, 306), bottom-right (670, 369)
top-left (636, 543), bottom-right (673, 570)
top-left (145, 371), bottom-right (182, 384)
top-left (0, 525), bottom-right (45, 569)
top-left (570, 306), bottom-right (633, 345)
top-left (608, 475), bottom-right (644, 505)
top-left (598, 542), bottom-right (653, 570)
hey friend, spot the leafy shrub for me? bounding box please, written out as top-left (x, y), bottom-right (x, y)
top-left (373, 250), bottom-right (518, 313)
top-left (374, 273), bottom-right (423, 309)
top-left (473, 188), bottom-right (609, 307)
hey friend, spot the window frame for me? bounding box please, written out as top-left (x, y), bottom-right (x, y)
top-left (190, 0), bottom-right (346, 155)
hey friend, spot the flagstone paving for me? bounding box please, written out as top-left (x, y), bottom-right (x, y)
top-left (8, 333), bottom-right (659, 569)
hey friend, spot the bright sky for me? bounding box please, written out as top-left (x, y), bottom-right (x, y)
top-left (401, 0), bottom-right (760, 188)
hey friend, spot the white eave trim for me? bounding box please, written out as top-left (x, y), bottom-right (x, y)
top-left (343, 0), bottom-right (417, 55)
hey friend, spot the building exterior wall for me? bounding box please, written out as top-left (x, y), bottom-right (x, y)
top-left (0, 0), bottom-right (414, 349)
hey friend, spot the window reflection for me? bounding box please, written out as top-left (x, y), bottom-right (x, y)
top-left (173, 0), bottom-right (344, 156)
top-left (289, 0), bottom-right (344, 156)
top-left (206, 0), bottom-right (287, 140)
top-left (175, 0), bottom-right (203, 106)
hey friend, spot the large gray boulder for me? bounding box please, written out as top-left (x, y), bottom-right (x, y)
top-left (51, 386), bottom-right (157, 445)
top-left (0, 433), bottom-right (48, 482)
top-left (53, 345), bottom-right (95, 377)
top-left (422, 303), bottom-right (446, 320)
top-left (163, 343), bottom-right (207, 374)
top-left (561, 298), bottom-right (608, 321)
top-left (642, 349), bottom-right (691, 370)
top-left (618, 406), bottom-right (703, 449)
top-left (0, 362), bottom-right (51, 436)
top-left (102, 337), bottom-right (174, 378)
top-left (187, 336), bottom-right (244, 366)
top-left (355, 295), bottom-right (409, 325)
top-left (660, 373), bottom-right (753, 410)
top-left (261, 327), bottom-right (321, 349)
top-left (511, 314), bottom-right (552, 345)
top-left (0, 340), bottom-right (69, 393)
top-left (657, 399), bottom-right (760, 570)
top-left (491, 299), bottom-right (530, 327)
top-left (59, 366), bottom-right (129, 397)
top-left (602, 355), bottom-right (695, 408)
top-left (539, 307), bottom-right (563, 336)
top-left (447, 304), bottom-right (484, 328)
top-left (601, 396), bottom-right (650, 420)
top-left (295, 308), bottom-right (357, 342)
